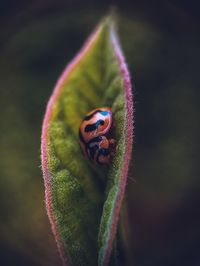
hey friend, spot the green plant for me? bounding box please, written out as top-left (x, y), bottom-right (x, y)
top-left (41, 17), bottom-right (133, 266)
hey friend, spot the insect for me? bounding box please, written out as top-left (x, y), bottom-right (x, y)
top-left (79, 107), bottom-right (116, 165)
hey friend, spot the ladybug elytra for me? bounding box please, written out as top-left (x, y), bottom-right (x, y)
top-left (79, 107), bottom-right (116, 165)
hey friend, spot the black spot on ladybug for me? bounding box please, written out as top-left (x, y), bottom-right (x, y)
top-left (86, 136), bottom-right (102, 159)
top-left (88, 143), bottom-right (98, 159)
top-left (87, 136), bottom-right (103, 145)
top-left (84, 119), bottom-right (104, 132)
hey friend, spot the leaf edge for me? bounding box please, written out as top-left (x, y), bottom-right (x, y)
top-left (41, 22), bottom-right (104, 266)
top-left (98, 24), bottom-right (133, 266)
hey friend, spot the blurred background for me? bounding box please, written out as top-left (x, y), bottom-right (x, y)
top-left (0, 0), bottom-right (199, 265)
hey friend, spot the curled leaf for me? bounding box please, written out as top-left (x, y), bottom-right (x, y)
top-left (41, 17), bottom-right (133, 266)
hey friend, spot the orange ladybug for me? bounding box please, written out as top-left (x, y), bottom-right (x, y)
top-left (79, 107), bottom-right (116, 165)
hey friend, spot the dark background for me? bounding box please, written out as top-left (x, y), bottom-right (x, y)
top-left (0, 1), bottom-right (200, 265)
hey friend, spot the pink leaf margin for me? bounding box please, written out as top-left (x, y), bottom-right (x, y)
top-left (99, 25), bottom-right (133, 266)
top-left (41, 24), bottom-right (103, 266)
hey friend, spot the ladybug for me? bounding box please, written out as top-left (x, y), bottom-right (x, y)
top-left (79, 107), bottom-right (116, 165)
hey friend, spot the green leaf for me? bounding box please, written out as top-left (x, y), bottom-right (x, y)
top-left (41, 17), bottom-right (133, 266)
